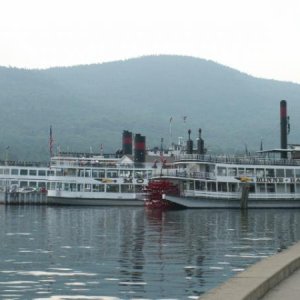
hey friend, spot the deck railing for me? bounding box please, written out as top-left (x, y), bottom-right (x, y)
top-left (152, 168), bottom-right (216, 179)
top-left (174, 154), bottom-right (300, 166)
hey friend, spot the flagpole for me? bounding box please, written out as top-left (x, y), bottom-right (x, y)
top-left (49, 125), bottom-right (54, 158)
top-left (169, 117), bottom-right (173, 149)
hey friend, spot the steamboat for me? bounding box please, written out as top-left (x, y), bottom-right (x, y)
top-left (150, 100), bottom-right (300, 208)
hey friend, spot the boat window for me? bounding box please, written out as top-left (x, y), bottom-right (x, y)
top-left (256, 169), bottom-right (265, 177)
top-left (217, 182), bottom-right (227, 192)
top-left (47, 170), bottom-right (55, 176)
top-left (217, 167), bottom-right (227, 176)
top-left (195, 181), bottom-right (205, 190)
top-left (246, 169), bottom-right (254, 176)
top-left (84, 169), bottom-right (91, 177)
top-left (266, 184), bottom-right (275, 193)
top-left (277, 184), bottom-right (285, 193)
top-left (276, 169), bottom-right (284, 177)
top-left (20, 181), bottom-right (28, 187)
top-left (92, 184), bottom-right (105, 192)
top-left (84, 184), bottom-right (91, 192)
top-left (38, 182), bottom-right (46, 188)
top-left (38, 170), bottom-right (46, 176)
top-left (228, 168), bottom-right (237, 176)
top-left (56, 169), bottom-right (63, 176)
top-left (266, 169), bottom-right (275, 177)
top-left (238, 168), bottom-right (245, 176)
top-left (134, 185), bottom-right (144, 193)
top-left (106, 184), bottom-right (119, 193)
top-left (98, 170), bottom-right (105, 178)
top-left (49, 182), bottom-right (55, 190)
top-left (64, 168), bottom-right (76, 176)
top-left (0, 169), bottom-right (3, 175)
top-left (107, 170), bottom-right (118, 178)
top-left (64, 183), bottom-right (70, 191)
top-left (134, 171), bottom-right (146, 179)
top-left (286, 169), bottom-right (294, 178)
top-left (20, 169), bottom-right (28, 176)
top-left (249, 185), bottom-right (255, 193)
top-left (11, 169), bottom-right (19, 175)
top-left (29, 182), bottom-right (37, 188)
top-left (296, 169), bottom-right (300, 178)
top-left (257, 183), bottom-right (266, 193)
top-left (4, 169), bottom-right (9, 175)
top-left (121, 185), bottom-right (134, 193)
top-left (29, 170), bottom-right (37, 176)
top-left (207, 182), bottom-right (216, 192)
top-left (228, 183), bottom-right (237, 192)
top-left (70, 183), bottom-right (76, 191)
top-left (120, 170), bottom-right (133, 178)
top-left (288, 183), bottom-right (295, 193)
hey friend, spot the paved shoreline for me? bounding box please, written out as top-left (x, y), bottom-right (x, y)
top-left (198, 241), bottom-right (300, 300)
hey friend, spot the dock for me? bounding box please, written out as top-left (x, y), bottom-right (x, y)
top-left (198, 240), bottom-right (300, 300)
top-left (0, 191), bottom-right (48, 205)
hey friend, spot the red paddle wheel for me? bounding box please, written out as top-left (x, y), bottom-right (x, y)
top-left (144, 180), bottom-right (179, 209)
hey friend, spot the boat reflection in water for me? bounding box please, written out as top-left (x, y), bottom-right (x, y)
top-left (1, 206), bottom-right (300, 299)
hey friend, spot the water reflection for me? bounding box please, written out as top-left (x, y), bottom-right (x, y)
top-left (1, 206), bottom-right (300, 299)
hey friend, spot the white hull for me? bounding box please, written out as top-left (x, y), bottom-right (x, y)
top-left (48, 196), bottom-right (144, 206)
top-left (165, 194), bottom-right (300, 208)
top-left (47, 190), bottom-right (145, 206)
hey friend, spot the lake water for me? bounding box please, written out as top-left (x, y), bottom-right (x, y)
top-left (1, 206), bottom-right (300, 300)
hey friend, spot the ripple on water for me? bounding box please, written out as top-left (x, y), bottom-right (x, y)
top-left (33, 296), bottom-right (121, 300)
top-left (7, 271), bottom-right (98, 277)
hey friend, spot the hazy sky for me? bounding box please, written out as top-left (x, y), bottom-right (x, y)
top-left (1, 0), bottom-right (300, 83)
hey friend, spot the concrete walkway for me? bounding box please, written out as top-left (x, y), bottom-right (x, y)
top-left (261, 267), bottom-right (300, 299)
top-left (198, 241), bottom-right (300, 300)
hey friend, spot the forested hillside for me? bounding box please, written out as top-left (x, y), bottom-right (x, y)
top-left (0, 55), bottom-right (299, 161)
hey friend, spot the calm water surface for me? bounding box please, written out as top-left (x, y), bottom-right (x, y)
top-left (1, 206), bottom-right (300, 300)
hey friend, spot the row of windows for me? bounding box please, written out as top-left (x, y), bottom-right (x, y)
top-left (217, 167), bottom-right (300, 178)
top-left (60, 169), bottom-right (152, 179)
top-left (0, 168), bottom-right (52, 176)
top-left (49, 182), bottom-right (144, 193)
top-left (0, 180), bottom-right (46, 188)
top-left (185, 180), bottom-right (300, 193)
top-left (0, 167), bottom-right (152, 179)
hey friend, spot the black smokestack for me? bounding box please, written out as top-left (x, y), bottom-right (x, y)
top-left (197, 128), bottom-right (205, 155)
top-left (186, 129), bottom-right (193, 154)
top-left (122, 130), bottom-right (133, 155)
top-left (134, 133), bottom-right (146, 163)
top-left (280, 100), bottom-right (288, 159)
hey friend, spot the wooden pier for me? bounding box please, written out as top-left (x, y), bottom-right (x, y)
top-left (0, 191), bottom-right (48, 205)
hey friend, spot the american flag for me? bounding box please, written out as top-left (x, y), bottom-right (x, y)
top-left (49, 125), bottom-right (54, 157)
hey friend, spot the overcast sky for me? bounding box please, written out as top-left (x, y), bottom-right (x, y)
top-left (1, 0), bottom-right (300, 83)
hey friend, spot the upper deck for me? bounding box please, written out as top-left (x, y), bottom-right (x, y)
top-left (174, 154), bottom-right (300, 167)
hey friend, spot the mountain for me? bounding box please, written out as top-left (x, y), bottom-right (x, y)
top-left (0, 55), bottom-right (299, 161)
